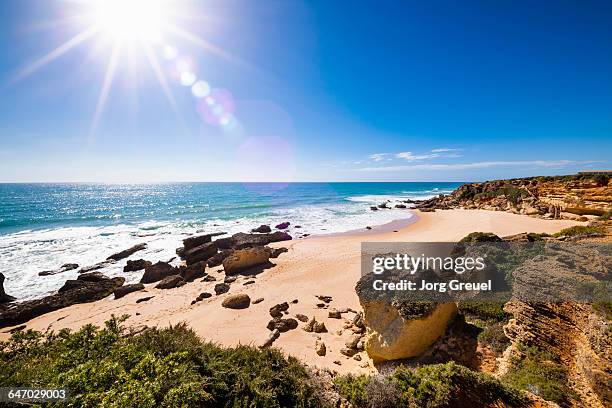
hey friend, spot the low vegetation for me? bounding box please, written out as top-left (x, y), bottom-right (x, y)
top-left (503, 344), bottom-right (577, 405)
top-left (0, 315), bottom-right (323, 407)
top-left (334, 362), bottom-right (528, 408)
top-left (458, 302), bottom-right (512, 354)
top-left (552, 225), bottom-right (604, 237)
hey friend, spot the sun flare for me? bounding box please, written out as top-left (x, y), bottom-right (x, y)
top-left (90, 0), bottom-right (168, 43)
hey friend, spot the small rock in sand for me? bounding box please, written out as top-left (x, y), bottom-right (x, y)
top-left (252, 297), bottom-right (264, 304)
top-left (295, 313), bottom-right (309, 322)
top-left (214, 283), bottom-right (230, 295)
top-left (221, 293), bottom-right (251, 309)
top-left (269, 302), bottom-right (289, 318)
top-left (315, 340), bottom-right (326, 356)
top-left (328, 309), bottom-right (342, 319)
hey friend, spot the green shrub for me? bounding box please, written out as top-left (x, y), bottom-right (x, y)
top-left (335, 362), bottom-right (527, 408)
top-left (477, 322), bottom-right (511, 353)
top-left (552, 225), bottom-right (604, 237)
top-left (503, 345), bottom-right (576, 404)
top-left (598, 210), bottom-right (612, 221)
top-left (458, 302), bottom-right (510, 322)
top-left (0, 315), bottom-right (324, 408)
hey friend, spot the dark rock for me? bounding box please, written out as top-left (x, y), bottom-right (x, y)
top-left (221, 293), bottom-right (251, 309)
top-left (0, 273), bottom-right (16, 304)
top-left (267, 317), bottom-right (298, 332)
top-left (182, 234), bottom-right (212, 250)
top-left (191, 292), bottom-right (212, 304)
top-left (123, 259), bottom-right (152, 272)
top-left (214, 283), bottom-right (230, 295)
top-left (207, 249), bottom-right (234, 267)
top-left (251, 225), bottom-right (272, 233)
top-left (291, 299), bottom-right (298, 304)
top-left (377, 203), bottom-right (389, 209)
top-left (275, 222), bottom-right (290, 229)
top-left (114, 283), bottom-right (145, 299)
top-left (79, 260), bottom-right (116, 273)
top-left (136, 296), bottom-right (154, 303)
top-left (316, 295), bottom-right (333, 303)
top-left (140, 262), bottom-right (176, 284)
top-left (182, 242), bottom-right (218, 265)
top-left (39, 263), bottom-right (79, 276)
top-left (107, 243), bottom-right (147, 261)
top-left (294, 225), bottom-right (302, 228)
top-left (4, 324), bottom-right (26, 334)
top-left (216, 232), bottom-right (292, 250)
top-left (370, 206), bottom-right (378, 211)
top-left (201, 274), bottom-right (216, 282)
top-left (340, 347), bottom-right (358, 357)
top-left (177, 261), bottom-right (206, 282)
top-left (366, 226), bottom-right (372, 230)
top-left (295, 313), bottom-right (309, 322)
top-left (394, 204), bottom-right (407, 209)
top-left (269, 247), bottom-right (288, 258)
top-left (155, 275), bottom-right (185, 289)
top-left (328, 309), bottom-right (342, 319)
top-left (269, 302), bottom-right (290, 318)
top-left (243, 280), bottom-right (255, 285)
top-left (224, 276), bottom-right (238, 284)
top-left (0, 273), bottom-right (123, 328)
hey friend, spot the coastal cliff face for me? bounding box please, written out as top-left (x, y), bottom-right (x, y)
top-left (416, 173), bottom-right (611, 219)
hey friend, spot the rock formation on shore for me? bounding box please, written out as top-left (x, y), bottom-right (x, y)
top-left (0, 273), bottom-right (16, 304)
top-left (413, 173), bottom-right (611, 220)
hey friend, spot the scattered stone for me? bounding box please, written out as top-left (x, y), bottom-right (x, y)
top-left (291, 299), bottom-right (298, 304)
top-left (136, 296), bottom-right (155, 303)
top-left (340, 348), bottom-right (357, 357)
top-left (270, 302), bottom-right (290, 318)
top-left (201, 274), bottom-right (216, 282)
top-left (269, 247), bottom-right (289, 258)
top-left (176, 261), bottom-right (206, 282)
top-left (316, 295), bottom-right (333, 303)
top-left (140, 261), bottom-right (176, 284)
top-left (316, 303), bottom-right (326, 308)
top-left (217, 231), bottom-right (292, 250)
top-left (261, 329), bottom-right (280, 348)
top-left (275, 221), bottom-right (290, 230)
top-left (214, 283), bottom-right (230, 295)
top-left (222, 293), bottom-right (251, 309)
top-left (223, 246), bottom-right (271, 275)
top-left (366, 226), bottom-right (372, 230)
top-left (123, 259), bottom-right (152, 272)
top-left (345, 334), bottom-right (362, 349)
top-left (304, 317), bottom-right (327, 333)
top-left (191, 292), bottom-right (212, 305)
top-left (251, 225), bottom-right (271, 233)
top-left (39, 263), bottom-right (79, 276)
top-left (107, 243), bottom-right (147, 261)
top-left (395, 204), bottom-right (407, 209)
top-left (333, 360), bottom-right (341, 366)
top-left (182, 242), bottom-right (218, 266)
top-left (370, 206), bottom-right (378, 211)
top-left (328, 309), bottom-right (342, 319)
top-left (243, 280), bottom-right (255, 285)
top-left (295, 313), bottom-right (309, 322)
top-left (224, 276), bottom-right (238, 283)
top-left (353, 355), bottom-right (362, 361)
top-left (252, 297), bottom-right (264, 304)
top-left (78, 260), bottom-right (116, 273)
top-left (267, 317), bottom-right (298, 332)
top-left (0, 273), bottom-right (16, 304)
top-left (114, 283), bottom-right (145, 299)
top-left (155, 275), bottom-right (185, 289)
top-left (315, 340), bottom-right (327, 356)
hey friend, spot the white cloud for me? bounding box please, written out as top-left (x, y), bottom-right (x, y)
top-left (369, 153), bottom-right (389, 162)
top-left (355, 160), bottom-right (580, 172)
top-left (430, 148), bottom-right (460, 153)
top-left (396, 151), bottom-right (440, 161)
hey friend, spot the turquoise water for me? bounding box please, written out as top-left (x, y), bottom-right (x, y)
top-left (0, 182), bottom-right (462, 300)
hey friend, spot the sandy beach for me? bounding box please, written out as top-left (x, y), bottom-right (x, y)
top-left (0, 209), bottom-right (583, 374)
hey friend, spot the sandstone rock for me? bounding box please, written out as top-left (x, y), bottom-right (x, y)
top-left (123, 259), bottom-right (152, 272)
top-left (295, 313), bottom-right (309, 322)
top-left (261, 329), bottom-right (280, 348)
top-left (177, 261), bottom-right (206, 281)
top-left (315, 340), bottom-right (326, 356)
top-left (222, 293), bottom-right (251, 309)
top-left (340, 348), bottom-right (357, 357)
top-left (0, 273), bottom-right (124, 328)
top-left (252, 225), bottom-right (271, 233)
top-left (39, 263), bottom-right (79, 276)
top-left (114, 283), bottom-right (145, 299)
top-left (270, 302), bottom-right (289, 318)
top-left (182, 242), bottom-right (218, 266)
top-left (275, 221), bottom-right (290, 229)
top-left (252, 297), bottom-right (264, 304)
top-left (214, 283), bottom-right (230, 295)
top-left (140, 261), bottom-right (175, 284)
top-left (328, 309), bottom-right (342, 319)
top-left (269, 247), bottom-right (288, 258)
top-left (345, 334), bottom-right (362, 349)
top-left (0, 273), bottom-right (16, 304)
top-left (267, 317), bottom-right (298, 332)
top-left (155, 275), bottom-right (185, 289)
top-left (107, 243), bottom-right (147, 261)
top-left (223, 246), bottom-right (271, 275)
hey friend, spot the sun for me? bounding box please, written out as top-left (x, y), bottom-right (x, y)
top-left (90, 0), bottom-right (168, 43)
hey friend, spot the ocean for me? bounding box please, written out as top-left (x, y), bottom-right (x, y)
top-left (0, 182), bottom-right (461, 300)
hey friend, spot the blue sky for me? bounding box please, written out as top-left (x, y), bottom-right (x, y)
top-left (0, 0), bottom-right (610, 182)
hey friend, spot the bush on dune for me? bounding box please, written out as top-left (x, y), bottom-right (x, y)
top-left (0, 315), bottom-right (323, 408)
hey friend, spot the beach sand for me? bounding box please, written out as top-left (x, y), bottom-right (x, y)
top-left (0, 209), bottom-right (583, 374)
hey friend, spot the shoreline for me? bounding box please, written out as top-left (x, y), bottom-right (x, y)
top-left (0, 209), bottom-right (584, 374)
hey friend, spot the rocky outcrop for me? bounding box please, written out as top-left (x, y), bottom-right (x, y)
top-left (140, 261), bottom-right (176, 284)
top-left (38, 263), bottom-right (79, 276)
top-left (275, 222), bottom-right (290, 229)
top-left (0, 273), bottom-right (124, 328)
top-left (107, 243), bottom-right (147, 261)
top-left (215, 231), bottom-right (291, 250)
top-left (223, 247), bottom-right (271, 275)
top-left (123, 259), bottom-right (151, 272)
top-left (252, 225), bottom-right (271, 233)
top-left (413, 174), bottom-right (611, 219)
top-left (0, 273), bottom-right (16, 304)
top-left (155, 275), bottom-right (185, 289)
top-left (114, 283), bottom-right (145, 299)
top-left (79, 260), bottom-right (116, 273)
top-left (177, 261), bottom-right (206, 282)
top-left (221, 293), bottom-right (251, 309)
top-left (181, 242), bottom-right (217, 266)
